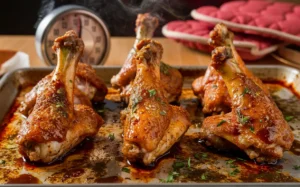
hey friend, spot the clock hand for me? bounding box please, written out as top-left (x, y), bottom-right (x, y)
top-left (78, 17), bottom-right (82, 38)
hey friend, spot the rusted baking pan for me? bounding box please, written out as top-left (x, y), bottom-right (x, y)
top-left (0, 65), bottom-right (299, 186)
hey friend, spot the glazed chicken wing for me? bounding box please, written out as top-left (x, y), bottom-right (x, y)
top-left (20, 62), bottom-right (107, 115)
top-left (18, 31), bottom-right (103, 163)
top-left (192, 23), bottom-right (269, 114)
top-left (111, 13), bottom-right (183, 103)
top-left (199, 45), bottom-right (294, 163)
top-left (121, 39), bottom-right (190, 165)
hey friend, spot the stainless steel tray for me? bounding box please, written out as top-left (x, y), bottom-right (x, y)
top-left (0, 65), bottom-right (300, 186)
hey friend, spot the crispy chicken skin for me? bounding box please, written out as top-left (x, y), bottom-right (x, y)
top-left (192, 23), bottom-right (269, 114)
top-left (18, 31), bottom-right (103, 163)
top-left (121, 39), bottom-right (191, 165)
top-left (199, 45), bottom-right (294, 163)
top-left (111, 13), bottom-right (183, 103)
top-left (20, 62), bottom-right (107, 115)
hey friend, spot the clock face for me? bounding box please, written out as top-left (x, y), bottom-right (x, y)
top-left (43, 11), bottom-right (109, 65)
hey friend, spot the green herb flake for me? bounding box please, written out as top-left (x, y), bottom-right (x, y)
top-left (229, 168), bottom-right (240, 176)
top-left (241, 116), bottom-right (250, 125)
top-left (259, 119), bottom-right (263, 123)
top-left (132, 96), bottom-right (143, 113)
top-left (285, 115), bottom-right (294, 122)
top-left (201, 173), bottom-right (207, 180)
top-left (250, 126), bottom-right (255, 133)
top-left (237, 110), bottom-right (250, 125)
top-left (236, 157), bottom-right (246, 162)
top-left (226, 159), bottom-right (236, 165)
top-left (217, 120), bottom-right (226, 127)
top-left (212, 84), bottom-right (218, 89)
top-left (97, 109), bottom-right (105, 114)
top-left (160, 110), bottom-right (167, 116)
top-left (108, 133), bottom-right (115, 141)
top-left (293, 165), bottom-right (300, 170)
top-left (166, 171), bottom-right (179, 183)
top-left (56, 102), bottom-right (64, 108)
top-left (202, 153), bottom-right (208, 158)
top-left (229, 164), bottom-right (237, 168)
top-left (160, 62), bottom-right (170, 75)
top-left (69, 80), bottom-right (73, 83)
top-left (122, 167), bottom-right (130, 173)
top-left (241, 87), bottom-right (251, 96)
top-left (172, 161), bottom-right (184, 169)
top-left (187, 157), bottom-right (191, 168)
top-left (194, 153), bottom-right (208, 160)
top-left (0, 160), bottom-right (5, 164)
top-left (148, 89), bottom-right (156, 97)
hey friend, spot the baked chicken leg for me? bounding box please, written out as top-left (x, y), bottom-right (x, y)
top-left (111, 13), bottom-right (183, 103)
top-left (199, 46), bottom-right (294, 163)
top-left (18, 31), bottom-right (103, 163)
top-left (192, 23), bottom-right (269, 114)
top-left (121, 39), bottom-right (191, 165)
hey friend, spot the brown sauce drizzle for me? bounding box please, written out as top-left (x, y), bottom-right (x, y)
top-left (62, 168), bottom-right (85, 181)
top-left (95, 176), bottom-right (123, 183)
top-left (6, 174), bottom-right (41, 184)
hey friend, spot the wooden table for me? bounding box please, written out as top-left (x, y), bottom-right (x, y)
top-left (0, 35), bottom-right (282, 67)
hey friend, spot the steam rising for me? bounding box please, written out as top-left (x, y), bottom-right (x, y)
top-left (117, 0), bottom-right (191, 23)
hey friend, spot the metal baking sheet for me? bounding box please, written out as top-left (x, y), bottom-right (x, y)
top-left (0, 65), bottom-right (300, 186)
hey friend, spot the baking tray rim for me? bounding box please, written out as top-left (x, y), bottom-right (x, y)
top-left (1, 64), bottom-right (299, 87)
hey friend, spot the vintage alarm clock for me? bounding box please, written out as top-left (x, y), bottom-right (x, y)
top-left (35, 5), bottom-right (110, 66)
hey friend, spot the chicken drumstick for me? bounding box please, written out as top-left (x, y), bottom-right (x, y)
top-left (121, 39), bottom-right (191, 165)
top-left (199, 45), bottom-right (294, 163)
top-left (18, 31), bottom-right (103, 163)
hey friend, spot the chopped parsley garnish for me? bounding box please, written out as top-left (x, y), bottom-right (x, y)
top-left (201, 173), bottom-right (207, 180)
top-left (217, 120), bottom-right (226, 127)
top-left (225, 159), bottom-right (237, 168)
top-left (160, 110), bottom-right (167, 116)
top-left (166, 171), bottom-right (179, 183)
top-left (226, 159), bottom-right (236, 165)
top-left (108, 133), bottom-right (115, 141)
top-left (212, 84), bottom-right (218, 88)
top-left (229, 168), bottom-right (240, 176)
top-left (69, 80), bottom-right (73, 83)
top-left (97, 109), bottom-right (105, 114)
top-left (240, 116), bottom-right (250, 125)
top-left (56, 102), bottom-right (64, 108)
top-left (132, 96), bottom-right (143, 113)
top-left (236, 157), bottom-right (246, 161)
top-left (122, 167), bottom-right (130, 173)
top-left (293, 165), bottom-right (300, 170)
top-left (0, 160), bottom-right (5, 164)
top-left (250, 126), bottom-right (255, 133)
top-left (285, 115), bottom-right (294, 122)
top-left (160, 62), bottom-right (170, 75)
top-left (194, 153), bottom-right (208, 160)
top-left (237, 109), bottom-right (250, 125)
top-left (148, 89), bottom-right (157, 97)
top-left (259, 119), bottom-right (263, 123)
top-left (172, 161), bottom-right (184, 169)
top-left (187, 157), bottom-right (191, 168)
top-left (241, 87), bottom-right (251, 96)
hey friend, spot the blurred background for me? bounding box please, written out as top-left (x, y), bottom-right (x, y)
top-left (1, 0), bottom-right (299, 36)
